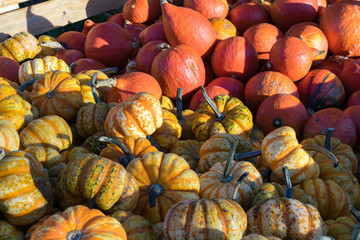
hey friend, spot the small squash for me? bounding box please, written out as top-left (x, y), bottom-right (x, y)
top-left (0, 116), bottom-right (19, 153)
top-left (170, 140), bottom-right (202, 171)
top-left (0, 220), bottom-right (24, 240)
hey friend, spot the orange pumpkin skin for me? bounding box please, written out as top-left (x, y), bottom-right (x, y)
top-left (243, 23), bottom-right (283, 63)
top-left (0, 117), bottom-right (19, 153)
top-left (0, 220), bottom-right (24, 239)
top-left (296, 69), bottom-right (346, 112)
top-left (262, 126), bottom-right (320, 184)
top-left (0, 94), bottom-right (27, 131)
top-left (139, 23), bottom-right (167, 46)
top-left (247, 198), bottom-right (327, 239)
top-left (0, 57), bottom-right (20, 84)
top-left (0, 32), bottom-right (40, 62)
top-left (183, 0), bottom-right (229, 19)
top-left (244, 71), bottom-right (299, 113)
top-left (126, 151), bottom-right (200, 224)
top-left (161, 0), bottom-right (217, 58)
top-left (105, 92), bottom-right (163, 139)
top-left (325, 215), bottom-right (357, 240)
top-left (123, 0), bottom-right (161, 23)
top-left (319, 2), bottom-right (360, 57)
top-left (134, 40), bottom-right (167, 74)
top-left (0, 151), bottom-right (53, 226)
top-left (30, 205), bottom-right (127, 240)
top-left (170, 140), bottom-right (202, 171)
top-left (285, 22), bottom-right (328, 66)
top-left (255, 94), bottom-right (309, 138)
top-left (60, 146), bottom-right (90, 164)
top-left (71, 58), bottom-right (106, 75)
top-left (345, 106), bottom-right (360, 150)
top-left (106, 72), bottom-right (163, 103)
top-left (30, 71), bottom-right (83, 120)
top-left (56, 31), bottom-right (86, 54)
top-left (74, 70), bottom-right (109, 104)
top-left (151, 44), bottom-right (205, 101)
top-left (209, 18), bottom-right (238, 41)
top-left (163, 198), bottom-right (247, 240)
top-left (207, 77), bottom-right (245, 102)
top-left (20, 115), bottom-right (72, 152)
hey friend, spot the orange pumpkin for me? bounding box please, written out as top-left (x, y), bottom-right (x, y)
top-left (60, 146), bottom-right (90, 164)
top-left (0, 94), bottom-right (27, 131)
top-left (0, 116), bottom-right (19, 153)
top-left (325, 214), bottom-right (357, 240)
top-left (0, 220), bottom-right (24, 240)
top-left (209, 18), bottom-right (238, 41)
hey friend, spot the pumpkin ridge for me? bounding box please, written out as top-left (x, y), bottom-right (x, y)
top-left (202, 200), bottom-right (209, 237)
top-left (184, 200), bottom-right (196, 239)
top-left (212, 199), bottom-right (228, 236)
top-left (160, 168), bottom-right (189, 186)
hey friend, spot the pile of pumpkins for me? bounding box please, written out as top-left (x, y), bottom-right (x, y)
top-left (0, 0), bottom-right (360, 239)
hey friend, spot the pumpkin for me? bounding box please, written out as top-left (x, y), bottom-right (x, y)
top-left (36, 35), bottom-right (58, 58)
top-left (55, 49), bottom-right (84, 66)
top-left (163, 198), bottom-right (247, 239)
top-left (344, 106), bottom-right (360, 151)
top-left (20, 115), bottom-right (72, 152)
top-left (340, 58), bottom-right (360, 96)
top-left (123, 21), bottom-right (148, 43)
top-left (123, 0), bottom-right (161, 23)
top-left (285, 22), bottom-right (328, 66)
top-left (297, 69), bottom-right (345, 112)
top-left (325, 215), bottom-right (357, 240)
top-left (243, 23), bottom-right (283, 63)
top-left (0, 236), bottom-right (17, 240)
top-left (0, 150), bottom-right (53, 226)
top-left (0, 32), bottom-right (40, 62)
top-left (161, 95), bottom-right (175, 110)
top-left (0, 94), bottom-right (27, 131)
top-left (316, 55), bottom-right (346, 78)
top-left (348, 90), bottom-right (360, 108)
top-left (60, 146), bottom-right (90, 164)
top-left (151, 44), bottom-right (205, 101)
top-left (82, 132), bottom-right (109, 155)
top-left (30, 205), bottom-right (127, 240)
top-left (105, 92), bottom-right (163, 139)
top-left (244, 71), bottom-right (299, 113)
top-left (0, 56), bottom-right (20, 84)
top-left (0, 116), bottom-right (19, 153)
top-left (189, 85), bottom-right (230, 111)
top-left (30, 70), bottom-right (83, 120)
top-left (56, 31), bottom-right (86, 53)
top-left (139, 22), bottom-right (167, 46)
top-left (134, 40), bottom-right (167, 74)
top-left (153, 222), bottom-right (166, 240)
top-left (58, 153), bottom-right (139, 212)
top-left (192, 89), bottom-right (253, 142)
top-left (206, 77), bottom-right (245, 102)
top-left (112, 210), bottom-right (156, 239)
top-left (211, 36), bottom-right (259, 82)
top-left (242, 234), bottom-right (281, 240)
top-left (170, 140), bottom-right (202, 171)
top-left (209, 18), bottom-right (238, 41)
top-left (126, 151), bottom-right (200, 224)
top-left (71, 58), bottom-right (106, 74)
top-left (106, 13), bottom-right (124, 27)
top-left (183, 0), bottom-right (229, 19)
top-left (319, 2), bottom-right (360, 57)
top-left (303, 108), bottom-right (357, 148)
top-left (0, 220), bottom-right (23, 240)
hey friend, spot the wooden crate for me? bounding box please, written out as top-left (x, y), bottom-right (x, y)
top-left (0, 0), bottom-right (127, 41)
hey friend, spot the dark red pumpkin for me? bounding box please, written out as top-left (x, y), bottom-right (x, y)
top-left (211, 36), bottom-right (259, 83)
top-left (204, 60), bottom-right (216, 85)
top-left (0, 56), bottom-right (20, 84)
top-left (82, 20), bottom-right (97, 35)
top-left (55, 49), bottom-right (84, 66)
top-left (243, 23), bottom-right (283, 63)
top-left (340, 58), bottom-right (360, 96)
top-left (72, 58), bottom-right (106, 74)
top-left (347, 90), bottom-right (360, 107)
top-left (106, 13), bottom-right (125, 27)
top-left (123, 0), bottom-right (161, 23)
top-left (135, 41), bottom-right (167, 74)
top-left (256, 94), bottom-right (309, 137)
top-left (151, 44), bottom-right (205, 101)
top-left (183, 0), bottom-right (229, 19)
top-left (244, 71), bottom-right (299, 113)
top-left (56, 31), bottom-right (86, 54)
top-left (303, 108), bottom-right (357, 147)
top-left (139, 22), bottom-right (167, 46)
top-left (344, 106), bottom-right (360, 150)
top-left (124, 21), bottom-right (148, 41)
top-left (161, 0), bottom-right (217, 58)
top-left (189, 85), bottom-right (231, 111)
top-left (316, 55), bottom-right (346, 78)
top-left (296, 69), bottom-right (345, 112)
top-left (207, 77), bottom-right (245, 101)
top-left (229, 2), bottom-right (269, 35)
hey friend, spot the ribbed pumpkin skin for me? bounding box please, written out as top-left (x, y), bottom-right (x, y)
top-left (0, 32), bottom-right (40, 62)
top-left (200, 161), bottom-right (263, 210)
top-left (294, 179), bottom-right (351, 220)
top-left (59, 153), bottom-right (139, 212)
top-left (0, 220), bottom-right (24, 239)
top-left (242, 234), bottom-right (281, 240)
top-left (325, 215), bottom-right (357, 240)
top-left (209, 18), bottom-right (237, 41)
top-left (170, 140), bottom-right (202, 171)
top-left (192, 94), bottom-right (253, 142)
top-left (0, 95), bottom-right (27, 131)
top-left (0, 83), bottom-right (17, 101)
top-left (100, 136), bottom-right (157, 163)
top-left (18, 56), bottom-right (69, 86)
top-left (297, 69), bottom-right (345, 112)
top-left (0, 151), bottom-right (53, 226)
top-left (74, 70), bottom-right (108, 104)
top-left (20, 115), bottom-right (72, 152)
top-left (105, 92), bottom-right (163, 139)
top-left (183, 0), bottom-right (229, 19)
top-left (198, 133), bottom-right (253, 172)
top-left (126, 151), bottom-right (200, 224)
top-left (30, 205), bottom-right (127, 240)
top-left (262, 126), bottom-right (320, 184)
top-left (163, 198), bottom-right (247, 240)
top-left (60, 146), bottom-right (90, 164)
top-left (30, 71), bottom-right (83, 120)
top-left (112, 211), bottom-right (156, 240)
top-left (247, 198), bottom-right (327, 239)
top-left (0, 117), bottom-right (19, 153)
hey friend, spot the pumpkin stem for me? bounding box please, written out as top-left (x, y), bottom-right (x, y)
top-left (97, 136), bottom-right (135, 162)
top-left (301, 144), bottom-right (338, 168)
top-left (125, 61), bottom-right (137, 73)
top-left (146, 135), bottom-right (163, 152)
top-left (0, 149), bottom-right (4, 160)
top-left (273, 118), bottom-right (282, 128)
top-left (221, 141), bottom-right (237, 183)
top-left (149, 183), bottom-right (163, 208)
top-left (231, 172), bottom-right (249, 201)
top-left (317, 50), bottom-right (326, 56)
top-left (160, 0), bottom-right (168, 5)
top-left (39, 41), bottom-right (64, 51)
top-left (350, 205), bottom-right (360, 240)
top-left (93, 78), bottom-right (117, 88)
top-left (351, 206), bottom-right (360, 222)
top-left (90, 72), bottom-right (101, 104)
top-left (234, 150), bottom-right (262, 161)
top-left (17, 77), bottom-right (41, 92)
top-left (261, 167), bottom-right (271, 182)
top-left (46, 90), bottom-right (55, 98)
top-left (323, 127), bottom-right (334, 152)
top-left (66, 230), bottom-right (82, 240)
top-left (132, 40), bottom-right (141, 50)
top-left (157, 43), bottom-right (171, 52)
top-left (176, 88), bottom-right (185, 123)
top-left (88, 199), bottom-right (96, 209)
top-left (200, 86), bottom-right (225, 121)
top-left (69, 62), bottom-right (76, 73)
top-left (283, 166), bottom-right (292, 199)
top-left (118, 156), bottom-right (130, 168)
top-left (99, 67), bottom-right (118, 76)
top-left (266, 61), bottom-right (273, 70)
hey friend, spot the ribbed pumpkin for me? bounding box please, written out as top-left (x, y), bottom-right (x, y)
top-left (189, 85), bottom-right (231, 111)
top-left (192, 90), bottom-right (253, 142)
top-left (58, 153), bottom-right (139, 213)
top-left (163, 198), bottom-right (247, 239)
top-left (183, 0), bottom-right (229, 19)
top-left (60, 146), bottom-right (90, 164)
top-left (161, 0), bottom-right (217, 57)
top-left (30, 71), bottom-right (83, 120)
top-left (112, 210), bottom-right (156, 239)
top-left (30, 205), bottom-right (127, 240)
top-left (36, 35), bottom-right (58, 58)
top-left (209, 18), bottom-right (238, 41)
top-left (0, 32), bottom-right (40, 62)
top-left (325, 215), bottom-right (357, 240)
top-left (20, 115), bottom-right (72, 152)
top-left (242, 234), bottom-right (281, 240)
top-left (161, 95), bottom-right (174, 110)
top-left (105, 92), bottom-right (163, 139)
top-left (170, 140), bottom-right (202, 171)
top-left (0, 116), bottom-right (19, 153)
top-left (0, 94), bottom-right (27, 131)
top-left (0, 150), bottom-right (53, 226)
top-left (297, 69), bottom-right (345, 112)
top-left (82, 132), bottom-right (108, 155)
top-left (0, 220), bottom-right (24, 240)
top-left (126, 151), bottom-right (200, 224)
top-left (18, 56), bottom-right (69, 86)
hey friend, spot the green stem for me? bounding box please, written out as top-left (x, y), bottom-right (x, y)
top-left (69, 62), bottom-right (76, 73)
top-left (221, 141), bottom-right (237, 183)
top-left (283, 166), bottom-right (292, 199)
top-left (176, 88), bottom-right (185, 123)
top-left (200, 86), bottom-right (225, 121)
top-left (90, 72), bottom-right (101, 104)
top-left (146, 135), bottom-right (163, 152)
top-left (97, 136), bottom-right (135, 162)
top-left (302, 144), bottom-right (338, 168)
top-left (231, 172), bottom-right (249, 201)
top-left (149, 183), bottom-right (163, 208)
top-left (17, 77), bottom-right (40, 92)
top-left (118, 156), bottom-right (129, 168)
top-left (88, 199), bottom-right (96, 209)
top-left (234, 150), bottom-right (262, 161)
top-left (324, 128), bottom-right (334, 152)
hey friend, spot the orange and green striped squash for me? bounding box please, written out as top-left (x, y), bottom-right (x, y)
top-left (60, 146), bottom-right (90, 164)
top-left (0, 94), bottom-right (27, 131)
top-left (325, 215), bottom-right (357, 240)
top-left (0, 220), bottom-right (23, 240)
top-left (36, 35), bottom-right (57, 58)
top-left (170, 140), bottom-right (202, 171)
top-left (0, 116), bottom-right (19, 153)
top-left (74, 70), bottom-right (109, 104)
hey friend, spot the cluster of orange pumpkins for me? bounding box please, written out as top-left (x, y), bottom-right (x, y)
top-left (0, 0), bottom-right (360, 239)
